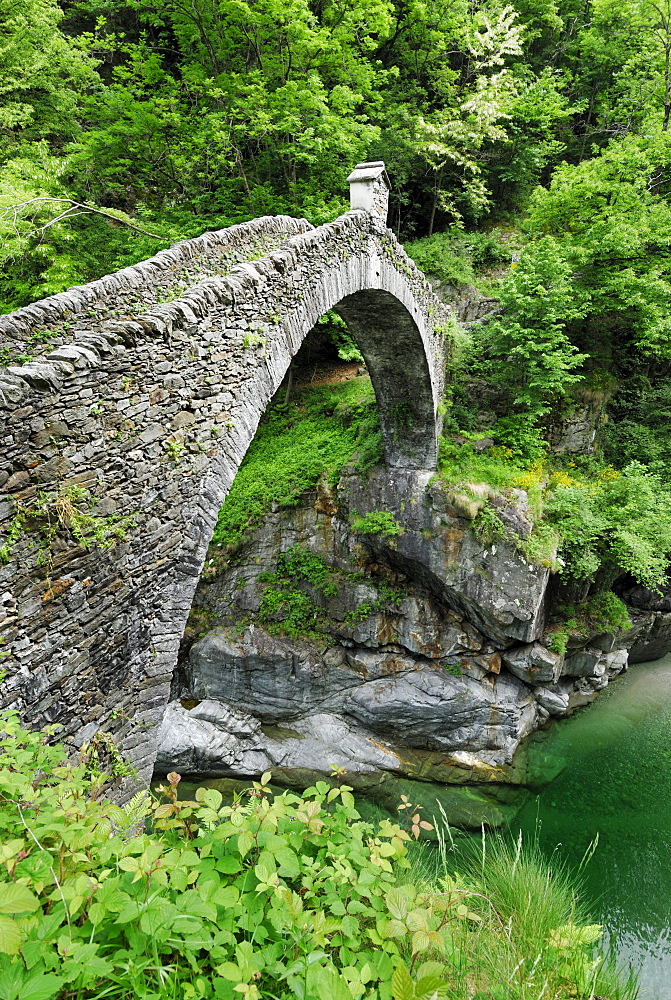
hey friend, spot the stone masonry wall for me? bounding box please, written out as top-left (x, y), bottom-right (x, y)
top-left (0, 208), bottom-right (450, 787)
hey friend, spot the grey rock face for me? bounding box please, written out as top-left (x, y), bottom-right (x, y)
top-left (344, 665), bottom-right (538, 760)
top-left (341, 596), bottom-right (482, 659)
top-left (342, 469), bottom-right (550, 646)
top-left (187, 627), bottom-right (363, 720)
top-left (562, 647), bottom-right (602, 678)
top-left (535, 685), bottom-right (570, 716)
top-left (502, 643), bottom-right (563, 686)
top-left (184, 623), bottom-right (541, 769)
top-left (628, 611), bottom-right (671, 663)
top-left (159, 462), bottom-right (639, 805)
top-left (547, 403), bottom-right (603, 455)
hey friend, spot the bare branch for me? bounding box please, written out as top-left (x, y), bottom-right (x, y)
top-left (0, 197), bottom-right (167, 240)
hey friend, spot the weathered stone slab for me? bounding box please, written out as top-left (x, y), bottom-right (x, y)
top-left (502, 643), bottom-right (562, 685)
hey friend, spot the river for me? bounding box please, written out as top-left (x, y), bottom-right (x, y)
top-left (511, 655), bottom-right (671, 999)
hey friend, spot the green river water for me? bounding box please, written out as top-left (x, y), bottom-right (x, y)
top-left (511, 654), bottom-right (671, 1000)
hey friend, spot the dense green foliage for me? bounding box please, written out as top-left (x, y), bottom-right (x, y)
top-left (547, 591), bottom-right (631, 654)
top-left (404, 229), bottom-right (512, 286)
top-left (0, 711), bottom-right (637, 1000)
top-left (545, 461), bottom-right (671, 587)
top-left (3, 0), bottom-right (671, 586)
top-left (3, 0), bottom-right (669, 307)
top-left (249, 544), bottom-right (405, 641)
top-left (350, 512), bottom-right (404, 538)
top-left (211, 378), bottom-right (381, 550)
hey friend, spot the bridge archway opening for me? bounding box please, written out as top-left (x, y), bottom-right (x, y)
top-left (166, 291), bottom-right (440, 729)
top-left (331, 289), bottom-right (439, 470)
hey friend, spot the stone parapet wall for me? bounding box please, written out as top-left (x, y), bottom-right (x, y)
top-left (0, 214), bottom-right (313, 395)
top-left (0, 208), bottom-right (449, 788)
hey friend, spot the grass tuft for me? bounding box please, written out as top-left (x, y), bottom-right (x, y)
top-left (408, 824), bottom-right (639, 1000)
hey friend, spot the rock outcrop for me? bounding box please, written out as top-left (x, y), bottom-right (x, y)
top-left (156, 466), bottom-right (635, 823)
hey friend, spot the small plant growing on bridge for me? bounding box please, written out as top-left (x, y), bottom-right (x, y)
top-left (242, 331), bottom-right (266, 349)
top-left (164, 436), bottom-right (185, 463)
top-left (0, 484), bottom-right (134, 571)
top-left (80, 730), bottom-right (138, 788)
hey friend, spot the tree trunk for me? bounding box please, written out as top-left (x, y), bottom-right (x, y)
top-left (427, 168), bottom-right (443, 237)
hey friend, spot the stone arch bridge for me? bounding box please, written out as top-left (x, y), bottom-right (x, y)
top-left (0, 163), bottom-right (450, 783)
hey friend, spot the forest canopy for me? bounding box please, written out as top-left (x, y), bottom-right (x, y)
top-left (2, 0), bottom-right (669, 308)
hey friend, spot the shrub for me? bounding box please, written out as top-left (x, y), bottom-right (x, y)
top-left (0, 711), bottom-right (461, 1000)
top-left (255, 546), bottom-right (339, 639)
top-left (0, 712), bottom-right (638, 1000)
top-left (351, 511), bottom-right (404, 537)
top-left (546, 461), bottom-right (671, 589)
top-left (405, 229), bottom-right (511, 285)
top-left (314, 310), bottom-right (364, 363)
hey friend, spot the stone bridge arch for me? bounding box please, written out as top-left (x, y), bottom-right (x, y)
top-left (0, 164), bottom-right (450, 783)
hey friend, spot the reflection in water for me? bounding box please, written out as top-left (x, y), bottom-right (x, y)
top-left (513, 656), bottom-right (671, 999)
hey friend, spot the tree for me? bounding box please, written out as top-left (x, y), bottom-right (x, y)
top-left (0, 0), bottom-right (96, 163)
top-left (528, 128), bottom-right (671, 355)
top-left (469, 236), bottom-right (588, 457)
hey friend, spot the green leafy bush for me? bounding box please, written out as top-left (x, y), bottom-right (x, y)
top-left (315, 311), bottom-right (364, 363)
top-left (256, 547), bottom-right (340, 639)
top-left (0, 712), bottom-right (637, 1000)
top-left (546, 462), bottom-right (671, 588)
top-left (0, 712), bottom-right (456, 1000)
top-left (547, 592), bottom-right (631, 652)
top-left (405, 229), bottom-right (511, 286)
top-left (351, 511), bottom-right (404, 537)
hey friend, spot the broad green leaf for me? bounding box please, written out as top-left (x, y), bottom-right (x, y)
top-left (213, 885), bottom-right (240, 908)
top-left (15, 973), bottom-right (62, 1000)
top-left (415, 974), bottom-right (447, 999)
top-left (411, 930), bottom-right (431, 953)
top-left (306, 964), bottom-right (351, 1000)
top-left (179, 850), bottom-right (200, 867)
top-left (416, 962), bottom-right (443, 980)
top-left (118, 857), bottom-right (141, 873)
top-left (0, 885), bottom-right (39, 915)
top-left (385, 888), bottom-right (408, 921)
top-left (274, 846), bottom-right (300, 877)
top-left (237, 831), bottom-right (253, 858)
top-left (254, 851), bottom-right (276, 882)
top-left (196, 787), bottom-right (223, 810)
top-left (216, 962), bottom-right (243, 983)
top-left (216, 856), bottom-right (242, 874)
top-left (0, 915), bottom-right (23, 955)
top-left (391, 960), bottom-right (415, 1000)
top-left (380, 918), bottom-right (407, 939)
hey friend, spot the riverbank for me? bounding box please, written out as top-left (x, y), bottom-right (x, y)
top-left (0, 707), bottom-right (639, 1000)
